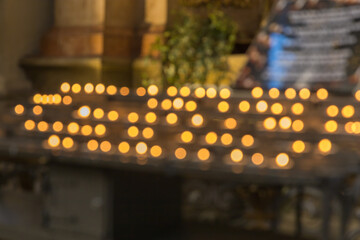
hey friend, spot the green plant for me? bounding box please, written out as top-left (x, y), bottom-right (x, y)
top-left (151, 8), bottom-right (237, 87)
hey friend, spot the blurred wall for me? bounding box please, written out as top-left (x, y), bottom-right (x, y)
top-left (0, 0), bottom-right (53, 95)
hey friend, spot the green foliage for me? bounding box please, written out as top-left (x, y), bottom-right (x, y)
top-left (152, 8), bottom-right (237, 87)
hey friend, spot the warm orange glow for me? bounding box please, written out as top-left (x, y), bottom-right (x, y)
top-left (252, 153), bottom-right (264, 165)
top-left (87, 139), bottom-right (99, 151)
top-left (224, 118), bottom-right (237, 129)
top-left (62, 137), bottom-right (74, 149)
top-left (150, 145), bottom-right (162, 157)
top-left (241, 135), bottom-right (254, 147)
top-left (166, 113), bottom-right (178, 125)
top-left (84, 83), bottom-right (94, 94)
top-left (221, 133), bottom-right (233, 145)
top-left (38, 121), bottom-right (49, 132)
top-left (24, 120), bottom-right (35, 131)
top-left (145, 112), bottom-right (157, 124)
top-left (93, 108), bottom-right (104, 119)
top-left (147, 85), bottom-right (159, 96)
top-left (41, 95), bottom-right (48, 105)
top-left (142, 127), bottom-right (154, 139)
top-left (33, 94), bottom-right (42, 104)
top-left (342, 105), bottom-right (355, 118)
top-left (299, 88), bottom-right (311, 100)
top-left (316, 88), bottom-right (328, 100)
top-left (185, 101), bottom-right (197, 112)
top-left (179, 86), bottom-right (191, 97)
top-left (95, 84), bottom-right (105, 94)
top-left (161, 99), bottom-right (172, 110)
top-left (136, 142), bottom-right (147, 154)
top-left (256, 101), bottom-right (268, 113)
top-left (60, 82), bottom-right (71, 93)
top-left (263, 117), bottom-right (277, 130)
top-left (128, 126), bottom-right (139, 138)
top-left (120, 87), bottom-right (130, 96)
top-left (292, 120), bottom-right (304, 132)
top-left (276, 153), bottom-right (290, 167)
top-left (239, 101), bottom-right (250, 112)
top-left (108, 111), bottom-right (119, 121)
top-left (191, 114), bottom-right (204, 127)
top-left (128, 112), bottom-right (139, 123)
top-left (194, 87), bottom-right (206, 98)
top-left (52, 121), bottom-right (63, 132)
top-left (100, 141), bottom-right (112, 152)
top-left (173, 98), bottom-right (184, 110)
top-left (14, 104), bottom-right (24, 115)
top-left (219, 88), bottom-right (231, 99)
top-left (71, 83), bottom-right (81, 94)
top-left (118, 142), bottom-right (130, 154)
top-left (230, 149), bottom-right (243, 163)
top-left (106, 85), bottom-right (117, 95)
top-left (345, 122), bottom-right (353, 133)
top-left (33, 105), bottom-right (43, 115)
top-left (53, 94), bottom-right (62, 105)
top-left (67, 122), bottom-right (80, 134)
top-left (251, 87), bottom-right (263, 98)
top-left (205, 132), bottom-right (218, 145)
top-left (78, 106), bottom-right (91, 118)
top-left (48, 135), bottom-right (60, 148)
top-left (175, 148), bottom-right (187, 159)
top-left (147, 98), bottom-right (158, 109)
top-left (271, 103), bottom-right (283, 115)
top-left (136, 87), bottom-right (146, 97)
top-left (279, 116), bottom-right (292, 130)
top-left (355, 90), bottom-right (360, 102)
top-left (326, 105), bottom-right (339, 117)
top-left (269, 88), bottom-right (280, 99)
top-left (291, 103), bottom-right (304, 115)
top-left (95, 124), bottom-right (106, 136)
top-left (324, 120), bottom-right (338, 133)
top-left (81, 125), bottom-right (93, 136)
top-left (285, 88), bottom-right (296, 99)
top-left (167, 86), bottom-right (178, 97)
top-left (218, 101), bottom-right (230, 113)
top-left (197, 148), bottom-right (210, 161)
top-left (292, 140), bottom-right (305, 153)
top-left (318, 139), bottom-right (332, 153)
top-left (206, 88), bottom-right (217, 98)
top-left (181, 131), bottom-right (193, 143)
top-left (63, 96), bottom-right (72, 105)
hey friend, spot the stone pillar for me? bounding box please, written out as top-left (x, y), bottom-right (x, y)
top-left (41, 0), bottom-right (105, 57)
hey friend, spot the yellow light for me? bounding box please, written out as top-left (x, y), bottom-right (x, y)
top-left (144, 112), bottom-right (157, 124)
top-left (128, 112), bottom-right (139, 123)
top-left (276, 153), bottom-right (290, 167)
top-left (327, 105), bottom-right (339, 117)
top-left (224, 118), bottom-right (237, 129)
top-left (271, 103), bottom-right (283, 115)
top-left (256, 101), bottom-right (268, 113)
top-left (67, 122), bottom-right (80, 134)
top-left (147, 98), bottom-right (158, 109)
top-left (118, 142), bottom-right (130, 154)
top-left (93, 108), bottom-right (104, 119)
top-left (120, 87), bottom-right (130, 96)
top-left (136, 142), bottom-right (147, 154)
top-left (291, 103), bottom-right (304, 115)
top-left (166, 113), bottom-right (178, 125)
top-left (251, 87), bottom-right (263, 98)
top-left (325, 120), bottom-right (338, 133)
top-left (179, 86), bottom-right (191, 97)
top-left (47, 95), bottom-right (54, 104)
top-left (161, 99), bottom-right (172, 110)
top-left (84, 83), bottom-right (94, 94)
top-left (269, 88), bottom-right (280, 99)
top-left (173, 98), bottom-right (184, 110)
top-left (292, 140), bottom-right (305, 153)
top-left (62, 137), bottom-right (74, 149)
top-left (108, 111), bottom-right (119, 121)
top-left (53, 94), bottom-right (62, 105)
top-left (78, 106), bottom-right (91, 118)
top-left (81, 125), bottom-right (93, 136)
top-left (252, 153), bottom-right (264, 165)
top-left (53, 121), bottom-right (63, 132)
top-left (279, 117), bottom-right (292, 130)
top-left (197, 148), bottom-right (210, 161)
top-left (128, 126), bottom-right (139, 138)
top-left (48, 135), bottom-right (60, 148)
top-left (355, 90), bottom-right (360, 102)
top-left (87, 140), bottom-right (99, 151)
top-left (191, 114), bottom-right (204, 127)
top-left (219, 88), bottom-right (231, 99)
top-left (292, 120), bottom-right (304, 132)
top-left (181, 131), bottom-right (193, 143)
top-left (167, 86), bottom-right (178, 97)
top-left (206, 88), bottom-right (217, 98)
top-left (33, 105), bottom-right (43, 115)
top-left (24, 120), bottom-right (35, 131)
top-left (299, 88), bottom-right (311, 100)
top-left (147, 85), bottom-right (159, 96)
top-left (285, 88), bottom-right (296, 99)
top-left (345, 122), bottom-right (353, 134)
top-left (150, 145), bottom-right (162, 157)
top-left (38, 121), bottom-right (49, 132)
top-left (221, 133), bottom-right (233, 146)
top-left (342, 105), bottom-right (355, 118)
top-left (318, 139), bottom-right (332, 153)
top-left (175, 148), bottom-right (187, 159)
top-left (95, 84), bottom-right (105, 94)
top-left (95, 124), bottom-right (106, 136)
top-left (106, 85), bottom-right (117, 95)
top-left (230, 149), bottom-right (243, 163)
top-left (63, 96), bottom-right (72, 105)
top-left (100, 141), bottom-right (112, 152)
top-left (60, 82), bottom-right (71, 93)
top-left (185, 101), bottom-right (197, 112)
top-left (41, 94), bottom-right (48, 105)
top-left (351, 122), bottom-right (360, 134)
top-left (142, 127), bottom-right (154, 139)
top-left (316, 88), bottom-right (328, 100)
top-left (239, 101), bottom-right (250, 112)
top-left (14, 104), bottom-right (24, 115)
top-left (241, 135), bottom-right (254, 147)
top-left (205, 132), bottom-right (218, 145)
top-left (33, 94), bottom-right (42, 104)
top-left (218, 101), bottom-right (230, 113)
top-left (136, 87), bottom-right (146, 96)
top-left (194, 87), bottom-right (206, 98)
top-left (263, 117), bottom-right (277, 130)
top-left (71, 83), bottom-right (81, 94)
